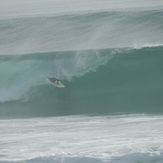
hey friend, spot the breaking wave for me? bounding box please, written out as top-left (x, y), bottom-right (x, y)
top-left (0, 46), bottom-right (163, 117)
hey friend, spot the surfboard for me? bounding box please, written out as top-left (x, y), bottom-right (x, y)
top-left (48, 78), bottom-right (65, 88)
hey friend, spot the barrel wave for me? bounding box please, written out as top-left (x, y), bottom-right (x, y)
top-left (0, 46), bottom-right (163, 117)
top-left (0, 7), bottom-right (163, 117)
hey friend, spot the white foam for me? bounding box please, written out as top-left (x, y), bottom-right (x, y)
top-left (133, 43), bottom-right (163, 50)
top-left (0, 114), bottom-right (163, 162)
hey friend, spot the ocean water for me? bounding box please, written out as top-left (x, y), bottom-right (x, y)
top-left (0, 0), bottom-right (163, 162)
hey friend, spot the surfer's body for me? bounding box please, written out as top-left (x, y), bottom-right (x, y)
top-left (48, 78), bottom-right (65, 88)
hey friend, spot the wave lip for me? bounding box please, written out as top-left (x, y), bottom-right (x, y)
top-left (132, 43), bottom-right (163, 49)
top-left (16, 153), bottom-right (163, 163)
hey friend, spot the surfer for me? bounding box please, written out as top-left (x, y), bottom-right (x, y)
top-left (48, 77), bottom-right (65, 88)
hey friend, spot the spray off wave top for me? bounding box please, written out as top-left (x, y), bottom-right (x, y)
top-left (0, 10), bottom-right (163, 55)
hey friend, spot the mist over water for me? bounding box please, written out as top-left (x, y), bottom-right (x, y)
top-left (0, 10), bottom-right (163, 55)
top-left (1, 0), bottom-right (163, 18)
top-left (0, 0), bottom-right (163, 55)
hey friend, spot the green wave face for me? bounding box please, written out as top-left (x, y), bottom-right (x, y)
top-left (0, 47), bottom-right (163, 118)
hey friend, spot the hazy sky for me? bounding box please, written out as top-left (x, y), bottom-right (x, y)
top-left (0, 0), bottom-right (163, 18)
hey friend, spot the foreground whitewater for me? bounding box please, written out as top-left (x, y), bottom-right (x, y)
top-left (1, 114), bottom-right (163, 163)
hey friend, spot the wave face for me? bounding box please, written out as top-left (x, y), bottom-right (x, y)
top-left (0, 0), bottom-right (163, 118)
top-left (0, 47), bottom-right (163, 117)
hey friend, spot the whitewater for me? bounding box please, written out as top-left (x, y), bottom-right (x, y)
top-left (0, 0), bottom-right (163, 162)
top-left (1, 115), bottom-right (163, 163)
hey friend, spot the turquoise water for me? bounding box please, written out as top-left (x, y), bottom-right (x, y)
top-left (0, 47), bottom-right (163, 117)
top-left (0, 0), bottom-right (163, 162)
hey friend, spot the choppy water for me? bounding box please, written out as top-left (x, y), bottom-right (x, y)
top-left (0, 0), bottom-right (163, 162)
top-left (1, 115), bottom-right (163, 163)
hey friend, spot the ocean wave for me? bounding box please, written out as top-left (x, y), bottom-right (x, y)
top-left (0, 46), bottom-right (163, 117)
top-left (0, 48), bottom-right (115, 103)
top-left (0, 10), bottom-right (163, 55)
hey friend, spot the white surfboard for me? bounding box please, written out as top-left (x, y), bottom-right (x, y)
top-left (48, 78), bottom-right (65, 88)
